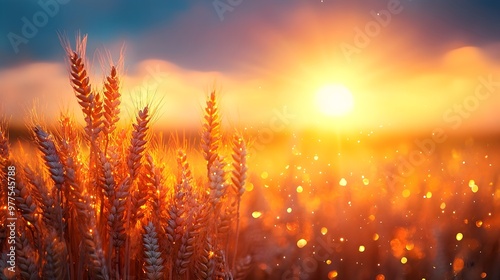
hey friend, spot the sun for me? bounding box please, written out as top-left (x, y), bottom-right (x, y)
top-left (315, 84), bottom-right (354, 116)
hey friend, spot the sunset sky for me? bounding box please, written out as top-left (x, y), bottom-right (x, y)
top-left (1, 0), bottom-right (500, 135)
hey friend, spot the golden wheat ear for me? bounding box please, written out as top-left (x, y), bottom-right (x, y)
top-left (103, 66), bottom-right (121, 147)
top-left (127, 106), bottom-right (149, 180)
top-left (142, 221), bottom-right (165, 280)
top-left (62, 34), bottom-right (103, 143)
top-left (201, 90), bottom-right (221, 174)
top-left (230, 133), bottom-right (247, 271)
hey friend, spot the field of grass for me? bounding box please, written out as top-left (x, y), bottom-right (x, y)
top-left (1, 37), bottom-right (500, 280)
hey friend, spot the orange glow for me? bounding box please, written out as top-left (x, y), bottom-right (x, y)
top-left (453, 257), bottom-right (465, 273)
top-left (328, 270), bottom-right (338, 279)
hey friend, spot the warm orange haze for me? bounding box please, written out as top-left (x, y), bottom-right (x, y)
top-left (1, 1), bottom-right (500, 280)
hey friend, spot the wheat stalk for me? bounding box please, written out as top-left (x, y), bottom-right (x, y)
top-left (143, 222), bottom-right (165, 280)
top-left (128, 106), bottom-right (149, 180)
top-left (23, 166), bottom-right (60, 239)
top-left (194, 236), bottom-right (215, 280)
top-left (175, 222), bottom-right (196, 277)
top-left (209, 155), bottom-right (227, 207)
top-left (103, 66), bottom-right (121, 140)
top-left (230, 133), bottom-right (247, 271)
top-left (41, 230), bottom-right (67, 280)
top-left (1, 36), bottom-right (254, 280)
top-left (13, 179), bottom-right (38, 225)
top-left (233, 255), bottom-right (252, 280)
top-left (201, 90), bottom-right (221, 175)
top-left (33, 126), bottom-right (65, 191)
top-left (61, 134), bottom-right (109, 279)
top-left (16, 227), bottom-right (40, 280)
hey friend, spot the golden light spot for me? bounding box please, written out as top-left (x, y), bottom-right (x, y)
top-left (296, 186), bottom-right (304, 193)
top-left (405, 243), bottom-right (414, 251)
top-left (456, 233), bottom-right (463, 241)
top-left (321, 227), bottom-right (328, 235)
top-left (363, 178), bottom-right (370, 185)
top-left (453, 257), bottom-right (464, 273)
top-left (468, 179), bottom-right (476, 188)
top-left (339, 237), bottom-right (345, 242)
top-left (469, 179), bottom-right (479, 193)
top-left (252, 211), bottom-right (262, 218)
top-left (368, 214), bottom-right (375, 221)
top-left (328, 270), bottom-right (338, 279)
top-left (314, 155), bottom-right (319, 160)
top-left (375, 274), bottom-right (385, 280)
top-left (402, 189), bottom-right (411, 198)
top-left (358, 245), bottom-right (365, 252)
top-left (287, 207), bottom-right (292, 213)
top-left (401, 257), bottom-right (408, 264)
top-left (208, 251), bottom-right (215, 258)
top-left (325, 259), bottom-right (332, 265)
top-left (261, 171), bottom-right (268, 179)
top-left (440, 202), bottom-right (446, 210)
top-left (476, 220), bottom-right (483, 227)
top-left (245, 182), bottom-right (254, 192)
top-left (373, 233), bottom-right (380, 241)
top-left (426, 191), bottom-right (432, 198)
top-left (297, 238), bottom-right (307, 248)
top-left (339, 178), bottom-right (347, 186)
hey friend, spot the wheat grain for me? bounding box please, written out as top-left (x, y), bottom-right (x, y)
top-left (143, 222), bottom-right (164, 280)
top-left (233, 255), bottom-right (252, 280)
top-left (230, 134), bottom-right (247, 270)
top-left (175, 222), bottom-right (195, 276)
top-left (209, 155), bottom-right (227, 206)
top-left (23, 166), bottom-right (60, 235)
top-left (33, 126), bottom-right (65, 191)
top-left (128, 106), bottom-right (149, 180)
top-left (16, 228), bottom-right (40, 280)
top-left (214, 249), bottom-right (231, 280)
top-left (103, 66), bottom-right (121, 140)
top-left (63, 35), bottom-right (104, 144)
top-left (42, 230), bottom-right (66, 280)
top-left (201, 91), bottom-right (221, 174)
top-left (195, 236), bottom-right (215, 280)
top-left (14, 179), bottom-right (38, 224)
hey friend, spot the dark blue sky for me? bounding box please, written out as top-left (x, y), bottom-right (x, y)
top-left (1, 0), bottom-right (500, 72)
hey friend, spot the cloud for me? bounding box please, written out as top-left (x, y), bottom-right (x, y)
top-left (2, 1), bottom-right (500, 134)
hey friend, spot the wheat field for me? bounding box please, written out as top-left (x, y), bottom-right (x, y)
top-left (2, 35), bottom-right (500, 280)
top-left (0, 36), bottom-right (252, 280)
